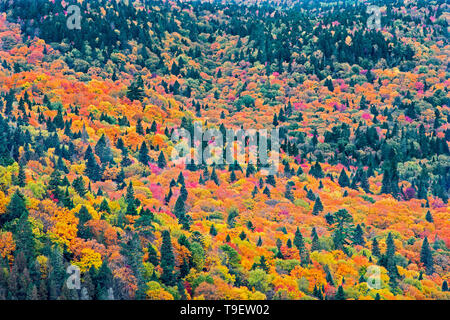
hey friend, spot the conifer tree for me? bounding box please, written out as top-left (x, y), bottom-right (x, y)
top-left (420, 237), bottom-right (434, 275)
top-left (338, 168), bottom-right (350, 187)
top-left (209, 224), bottom-right (217, 236)
top-left (138, 141), bottom-right (150, 165)
top-left (17, 164), bottom-right (26, 187)
top-left (157, 151), bottom-right (167, 169)
top-left (160, 230), bottom-right (175, 286)
top-left (353, 224), bottom-right (365, 246)
top-left (311, 227), bottom-right (320, 251)
top-left (335, 285), bottom-right (346, 300)
top-left (256, 236), bottom-right (262, 247)
top-left (312, 196), bottom-right (323, 215)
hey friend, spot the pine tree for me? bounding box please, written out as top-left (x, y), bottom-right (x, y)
top-left (262, 186), bottom-right (271, 198)
top-left (310, 162), bottom-right (324, 178)
top-left (174, 195), bottom-right (186, 218)
top-left (147, 244), bottom-right (159, 266)
top-left (384, 232), bottom-right (399, 281)
top-left (17, 164), bottom-right (26, 187)
top-left (157, 151), bottom-right (167, 169)
top-left (311, 227), bottom-right (320, 251)
top-left (442, 280), bottom-right (448, 292)
top-left (371, 238), bottom-right (380, 257)
top-left (353, 224), bottom-right (365, 246)
top-left (425, 210), bottom-right (433, 223)
top-left (211, 167), bottom-right (219, 185)
top-left (284, 185), bottom-right (294, 202)
top-left (84, 146), bottom-right (102, 181)
top-left (252, 185), bottom-right (258, 197)
top-left (14, 211), bottom-right (36, 265)
top-left (256, 236), bottom-right (262, 246)
top-left (420, 237), bottom-right (434, 275)
top-left (381, 160), bottom-right (400, 198)
top-left (99, 198), bottom-right (111, 214)
top-left (335, 285), bottom-right (346, 300)
top-left (324, 265), bottom-right (334, 286)
top-left (160, 230), bottom-right (175, 286)
top-left (177, 172), bottom-right (185, 186)
top-left (209, 224), bottom-right (217, 236)
top-left (136, 118), bottom-right (144, 135)
top-left (230, 170), bottom-right (236, 182)
top-left (1, 190), bottom-right (28, 225)
top-left (126, 181), bottom-right (135, 203)
top-left (95, 134), bottom-right (114, 164)
top-left (138, 141), bottom-right (150, 165)
top-left (338, 168), bottom-right (350, 187)
top-left (293, 227), bottom-right (304, 251)
top-left (126, 200), bottom-right (137, 216)
top-left (127, 76), bottom-right (145, 102)
top-left (312, 196), bottom-right (323, 215)
top-left (72, 176), bottom-right (87, 197)
top-left (306, 189), bottom-right (316, 201)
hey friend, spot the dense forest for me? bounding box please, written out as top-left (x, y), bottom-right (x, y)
top-left (0, 0), bottom-right (448, 300)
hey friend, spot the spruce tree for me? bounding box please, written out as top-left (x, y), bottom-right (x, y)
top-left (160, 230), bottom-right (175, 286)
top-left (335, 285), bottom-right (346, 300)
top-left (256, 236), bottom-right (262, 246)
top-left (138, 141), bottom-right (150, 165)
top-left (338, 168), bottom-right (350, 187)
top-left (17, 164), bottom-right (26, 187)
top-left (425, 210), bottom-right (433, 223)
top-left (442, 280), bottom-right (448, 292)
top-left (371, 238), bottom-right (380, 258)
top-left (211, 167), bottom-right (219, 185)
top-left (311, 227), bottom-right (320, 251)
top-left (420, 237), bottom-right (434, 275)
top-left (353, 224), bottom-right (365, 246)
top-left (209, 224), bottom-right (217, 236)
top-left (147, 244), bottom-right (159, 266)
top-left (157, 151), bottom-right (167, 169)
top-left (1, 190), bottom-right (28, 225)
top-left (312, 196), bottom-right (323, 215)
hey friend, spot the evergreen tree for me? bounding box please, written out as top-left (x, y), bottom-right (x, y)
top-left (174, 195), bottom-right (185, 218)
top-left (209, 224), bottom-right (217, 236)
top-left (311, 227), bottom-right (320, 251)
top-left (371, 238), bottom-right (380, 258)
top-left (420, 237), bottom-right (434, 275)
top-left (99, 198), bottom-right (111, 214)
top-left (442, 280), bottom-right (448, 292)
top-left (1, 190), bottom-right (28, 226)
top-left (262, 186), bottom-right (271, 198)
top-left (84, 146), bottom-right (102, 181)
top-left (147, 244), bottom-right (159, 266)
top-left (230, 170), bottom-right (236, 182)
top-left (127, 76), bottom-right (145, 101)
top-left (211, 167), bottom-right (219, 185)
top-left (160, 230), bottom-right (175, 286)
top-left (353, 224), bottom-right (365, 246)
top-left (293, 227), bottom-right (304, 252)
top-left (256, 236), bottom-right (262, 247)
top-left (335, 285), bottom-right (346, 300)
top-left (138, 141), bottom-right (150, 165)
top-left (425, 210), bottom-right (433, 223)
top-left (338, 168), bottom-right (350, 188)
top-left (14, 211), bottom-right (36, 263)
top-left (312, 196), bottom-right (323, 215)
top-left (17, 164), bottom-right (26, 187)
top-left (72, 176), bottom-right (87, 197)
top-left (157, 151), bottom-right (167, 169)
